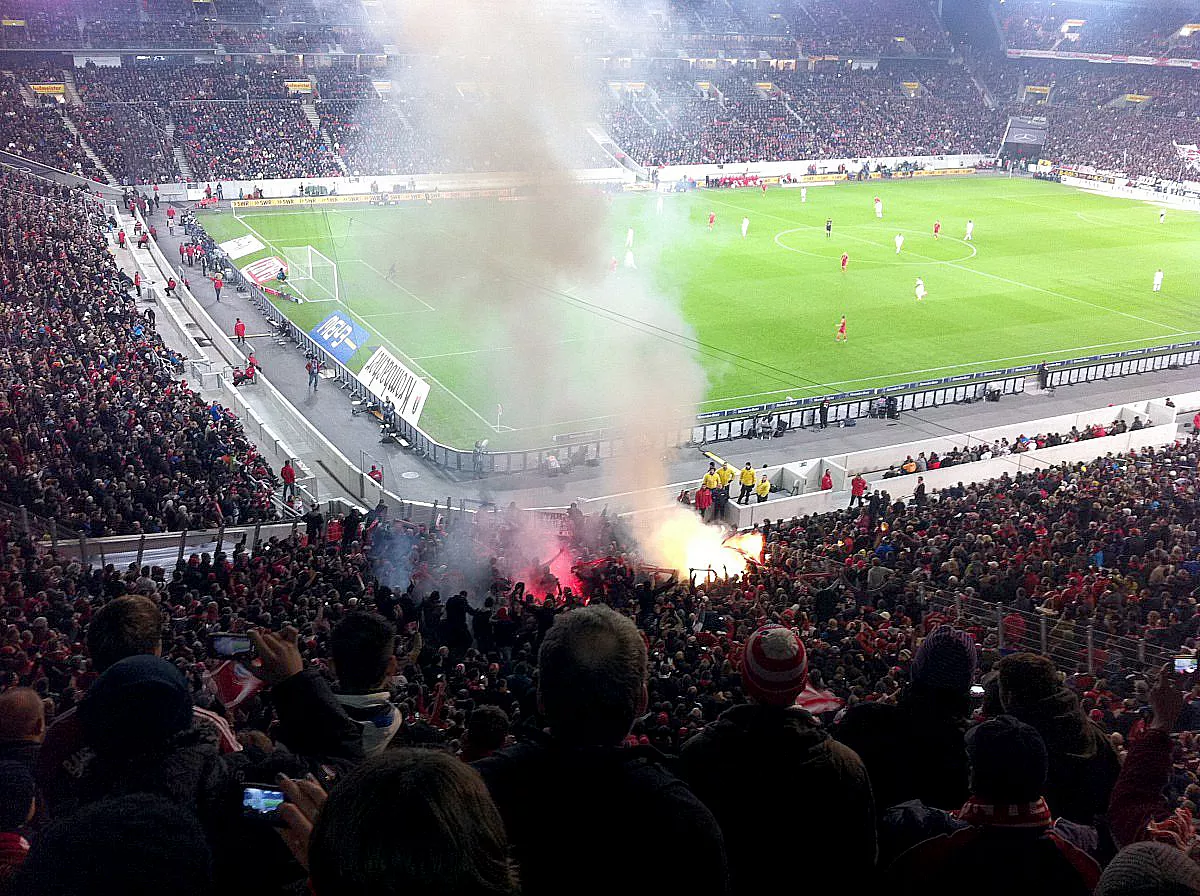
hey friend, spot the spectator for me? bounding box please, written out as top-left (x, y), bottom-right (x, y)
top-left (886, 716), bottom-right (1100, 896)
top-left (328, 611), bottom-right (403, 757)
top-left (998, 652), bottom-right (1121, 826)
top-left (837, 625), bottom-right (976, 814)
top-left (1095, 841), bottom-right (1200, 896)
top-left (0, 761), bottom-right (34, 887)
top-left (0, 688), bottom-right (44, 772)
top-left (280, 750), bottom-right (517, 896)
top-left (475, 604), bottom-right (728, 896)
top-left (11, 794), bottom-right (212, 896)
top-left (461, 706), bottom-right (511, 763)
top-left (678, 624), bottom-right (876, 893)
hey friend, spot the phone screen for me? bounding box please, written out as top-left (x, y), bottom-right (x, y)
top-left (243, 786), bottom-right (285, 816)
top-left (210, 634), bottom-right (253, 657)
top-left (1175, 655), bottom-right (1198, 674)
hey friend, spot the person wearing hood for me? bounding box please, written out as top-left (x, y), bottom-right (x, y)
top-left (474, 604), bottom-right (727, 896)
top-left (836, 625), bottom-right (976, 814)
top-left (677, 624), bottom-right (876, 893)
top-left (998, 652), bottom-right (1121, 826)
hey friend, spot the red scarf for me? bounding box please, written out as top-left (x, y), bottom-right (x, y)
top-left (955, 797), bottom-right (1053, 829)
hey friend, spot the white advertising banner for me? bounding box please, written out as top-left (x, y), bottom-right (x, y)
top-left (357, 346), bottom-right (430, 427)
top-left (219, 234), bottom-right (265, 259)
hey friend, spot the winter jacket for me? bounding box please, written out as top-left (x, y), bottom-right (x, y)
top-left (678, 703), bottom-right (876, 894)
top-left (1006, 689), bottom-right (1121, 825)
top-left (887, 817), bottom-right (1100, 896)
top-left (475, 735), bottom-right (727, 896)
top-left (836, 692), bottom-right (971, 813)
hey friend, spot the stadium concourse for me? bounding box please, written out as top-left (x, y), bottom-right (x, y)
top-left (9, 1), bottom-right (1200, 894)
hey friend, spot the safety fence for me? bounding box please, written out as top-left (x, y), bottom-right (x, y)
top-left (928, 590), bottom-right (1173, 675)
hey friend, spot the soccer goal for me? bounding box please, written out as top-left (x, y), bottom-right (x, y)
top-left (281, 245), bottom-right (340, 304)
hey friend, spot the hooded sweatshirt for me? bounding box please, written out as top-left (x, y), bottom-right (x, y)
top-left (1007, 689), bottom-right (1121, 826)
top-left (678, 703), bottom-right (876, 894)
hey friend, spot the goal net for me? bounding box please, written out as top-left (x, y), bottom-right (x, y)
top-left (281, 245), bottom-right (339, 303)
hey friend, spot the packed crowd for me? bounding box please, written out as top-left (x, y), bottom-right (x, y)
top-left (0, 79), bottom-right (100, 181)
top-left (74, 63), bottom-right (296, 104)
top-left (604, 66), bottom-right (1003, 166)
top-left (999, 0), bottom-right (1198, 57)
top-left (172, 101), bottom-right (343, 180)
top-left (1, 422), bottom-right (1200, 892)
top-left (0, 171), bottom-right (280, 535)
top-left (68, 104), bottom-right (179, 185)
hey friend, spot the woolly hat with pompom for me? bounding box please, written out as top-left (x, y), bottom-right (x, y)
top-left (741, 625), bottom-right (808, 706)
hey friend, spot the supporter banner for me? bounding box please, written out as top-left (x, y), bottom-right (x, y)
top-left (241, 255), bottom-right (285, 285)
top-left (231, 188), bottom-right (515, 208)
top-left (29, 83), bottom-right (65, 95)
top-left (372, 80), bottom-right (392, 95)
top-left (1126, 93), bottom-right (1150, 102)
top-left (357, 346), bottom-right (430, 426)
top-left (902, 81), bottom-right (921, 89)
top-left (218, 233), bottom-right (264, 259)
top-left (309, 310), bottom-right (369, 365)
top-left (1174, 142), bottom-right (1200, 171)
top-left (1006, 47), bottom-right (1200, 68)
top-left (1024, 85), bottom-right (1050, 94)
top-left (1, 18), bottom-right (25, 25)
top-left (285, 79), bottom-right (312, 94)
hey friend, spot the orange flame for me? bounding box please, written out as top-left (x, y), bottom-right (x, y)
top-left (639, 511), bottom-right (765, 579)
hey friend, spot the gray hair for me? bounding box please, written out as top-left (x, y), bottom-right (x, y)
top-left (537, 604), bottom-right (647, 746)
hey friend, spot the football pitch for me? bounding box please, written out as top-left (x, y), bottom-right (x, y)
top-left (201, 176), bottom-right (1200, 449)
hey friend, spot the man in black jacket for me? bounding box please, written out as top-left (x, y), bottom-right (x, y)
top-left (475, 604), bottom-right (727, 896)
top-left (678, 624), bottom-right (876, 894)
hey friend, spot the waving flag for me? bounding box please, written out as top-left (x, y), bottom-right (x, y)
top-left (1174, 142), bottom-right (1200, 170)
top-left (206, 660), bottom-right (264, 709)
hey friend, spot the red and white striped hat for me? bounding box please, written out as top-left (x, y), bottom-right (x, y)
top-left (741, 625), bottom-right (808, 705)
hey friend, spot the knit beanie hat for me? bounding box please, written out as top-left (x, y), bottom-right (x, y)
top-left (741, 625), bottom-right (808, 706)
top-left (1095, 841), bottom-right (1200, 896)
top-left (966, 715), bottom-right (1048, 803)
top-left (79, 655), bottom-right (193, 755)
top-left (911, 625), bottom-right (977, 693)
top-left (0, 760), bottom-right (34, 830)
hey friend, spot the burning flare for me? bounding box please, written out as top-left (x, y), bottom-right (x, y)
top-left (640, 510), bottom-right (764, 579)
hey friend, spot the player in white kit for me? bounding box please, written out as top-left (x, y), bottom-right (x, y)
top-left (915, 277), bottom-right (927, 301)
top-left (965, 219), bottom-right (974, 241)
top-left (656, 194), bottom-right (664, 215)
top-left (874, 196), bottom-right (883, 218)
top-left (801, 187), bottom-right (807, 203)
top-left (741, 217), bottom-right (749, 239)
top-left (624, 249), bottom-right (637, 269)
top-left (1153, 268), bottom-right (1164, 292)
top-left (895, 233), bottom-right (904, 254)
top-left (626, 227), bottom-right (634, 248)
top-left (1160, 209), bottom-right (1166, 224)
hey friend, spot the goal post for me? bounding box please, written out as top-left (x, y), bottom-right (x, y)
top-left (281, 245), bottom-right (339, 304)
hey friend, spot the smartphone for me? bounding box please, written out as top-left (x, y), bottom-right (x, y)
top-left (209, 633), bottom-right (253, 658)
top-left (242, 785), bottom-right (286, 824)
top-left (1175, 655), bottom-right (1198, 674)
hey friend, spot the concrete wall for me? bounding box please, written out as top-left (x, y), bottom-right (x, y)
top-left (655, 153), bottom-right (994, 184)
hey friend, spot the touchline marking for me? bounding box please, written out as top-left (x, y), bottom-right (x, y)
top-left (697, 330), bottom-right (1200, 407)
top-left (231, 216), bottom-right (499, 431)
top-left (705, 194), bottom-right (1184, 336)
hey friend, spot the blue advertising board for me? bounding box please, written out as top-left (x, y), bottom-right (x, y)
top-left (309, 311), bottom-right (369, 365)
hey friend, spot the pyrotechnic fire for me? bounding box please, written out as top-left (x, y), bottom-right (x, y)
top-left (639, 510), bottom-right (764, 579)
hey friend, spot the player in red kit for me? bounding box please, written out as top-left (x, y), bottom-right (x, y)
top-left (760, 181), bottom-right (767, 194)
top-left (708, 211), bottom-right (716, 230)
top-left (840, 252), bottom-right (849, 272)
top-left (836, 315), bottom-right (847, 343)
top-left (933, 220), bottom-right (941, 239)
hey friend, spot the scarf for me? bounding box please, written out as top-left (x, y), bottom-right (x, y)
top-left (955, 797), bottom-right (1053, 829)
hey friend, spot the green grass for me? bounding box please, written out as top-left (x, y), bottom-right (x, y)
top-left (201, 177), bottom-right (1199, 449)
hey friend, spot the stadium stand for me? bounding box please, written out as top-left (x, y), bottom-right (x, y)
top-left (0, 170), bottom-right (279, 535)
top-left (7, 2), bottom-right (1200, 890)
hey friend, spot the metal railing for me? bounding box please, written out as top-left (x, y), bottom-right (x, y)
top-left (929, 590), bottom-right (1172, 675)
